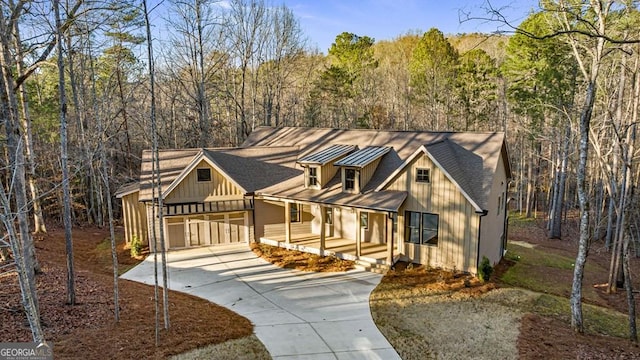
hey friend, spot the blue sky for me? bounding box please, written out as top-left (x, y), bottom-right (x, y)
top-left (283, 0), bottom-right (538, 52)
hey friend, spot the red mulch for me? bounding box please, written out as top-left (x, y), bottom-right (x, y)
top-left (0, 225), bottom-right (253, 359)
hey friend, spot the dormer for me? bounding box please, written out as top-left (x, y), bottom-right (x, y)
top-left (334, 146), bottom-right (391, 193)
top-left (297, 144), bottom-right (357, 189)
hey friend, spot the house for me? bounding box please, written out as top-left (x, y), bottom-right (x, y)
top-left (116, 127), bottom-right (511, 274)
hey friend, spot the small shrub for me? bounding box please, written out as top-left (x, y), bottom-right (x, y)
top-left (478, 256), bottom-right (493, 282)
top-left (130, 235), bottom-right (142, 258)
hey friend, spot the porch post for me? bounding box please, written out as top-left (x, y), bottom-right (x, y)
top-left (319, 205), bottom-right (326, 255)
top-left (386, 213), bottom-right (393, 264)
top-left (284, 202), bottom-right (291, 244)
top-left (355, 209), bottom-right (361, 257)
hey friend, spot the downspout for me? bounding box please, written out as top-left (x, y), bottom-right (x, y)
top-left (476, 209), bottom-right (488, 275)
top-left (251, 193), bottom-right (257, 243)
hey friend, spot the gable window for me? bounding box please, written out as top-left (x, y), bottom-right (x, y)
top-left (308, 167), bottom-right (318, 187)
top-left (197, 168), bottom-right (211, 182)
top-left (416, 168), bottom-right (430, 183)
top-left (360, 212), bottom-right (369, 230)
top-left (405, 211), bottom-right (438, 246)
top-left (290, 203), bottom-right (301, 223)
top-left (344, 168), bottom-right (356, 191)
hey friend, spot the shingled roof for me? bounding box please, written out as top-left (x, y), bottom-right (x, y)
top-left (245, 127), bottom-right (509, 211)
top-left (136, 127), bottom-right (509, 213)
top-left (138, 146), bottom-right (300, 202)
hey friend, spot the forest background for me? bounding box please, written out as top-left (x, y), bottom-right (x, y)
top-left (1, 0), bottom-right (639, 342)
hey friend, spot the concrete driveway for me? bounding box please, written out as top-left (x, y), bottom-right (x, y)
top-left (121, 244), bottom-right (400, 360)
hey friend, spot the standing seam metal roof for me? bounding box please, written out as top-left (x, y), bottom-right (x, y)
top-left (334, 146), bottom-right (391, 168)
top-left (297, 144), bottom-right (357, 165)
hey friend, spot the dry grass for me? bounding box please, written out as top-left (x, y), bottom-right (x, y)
top-left (170, 334), bottom-right (270, 360)
top-left (371, 264), bottom-right (522, 360)
top-left (251, 242), bottom-right (355, 272)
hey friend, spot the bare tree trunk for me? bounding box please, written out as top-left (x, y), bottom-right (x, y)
top-left (571, 80), bottom-right (596, 334)
top-left (54, 0), bottom-right (75, 305)
top-left (550, 124), bottom-right (570, 239)
top-left (144, 0), bottom-right (170, 331)
top-left (12, 19), bottom-right (46, 235)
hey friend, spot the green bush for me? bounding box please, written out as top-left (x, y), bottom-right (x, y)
top-left (478, 256), bottom-right (493, 282)
top-left (130, 235), bottom-right (142, 258)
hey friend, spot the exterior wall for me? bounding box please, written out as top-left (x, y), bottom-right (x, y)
top-left (254, 200), bottom-right (284, 238)
top-left (362, 212), bottom-right (385, 244)
top-left (164, 159), bottom-right (244, 203)
top-left (478, 151), bottom-right (509, 266)
top-left (320, 163), bottom-right (339, 187)
top-left (334, 208), bottom-right (356, 240)
top-left (360, 158), bottom-right (382, 190)
top-left (385, 153), bottom-right (480, 274)
top-left (120, 191), bottom-right (148, 245)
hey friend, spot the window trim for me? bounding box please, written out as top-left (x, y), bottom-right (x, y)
top-left (360, 212), bottom-right (369, 230)
top-left (196, 168), bottom-right (212, 182)
top-left (344, 168), bottom-right (357, 191)
top-left (416, 168), bottom-right (431, 183)
top-left (308, 166), bottom-right (319, 187)
top-left (404, 211), bottom-right (439, 246)
top-left (290, 203), bottom-right (301, 223)
top-left (325, 207), bottom-right (333, 225)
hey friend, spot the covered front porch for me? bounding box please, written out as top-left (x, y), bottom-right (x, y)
top-left (256, 198), bottom-right (401, 266)
top-left (259, 233), bottom-right (390, 264)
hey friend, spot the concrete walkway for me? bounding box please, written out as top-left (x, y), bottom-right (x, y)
top-left (121, 244), bottom-right (400, 360)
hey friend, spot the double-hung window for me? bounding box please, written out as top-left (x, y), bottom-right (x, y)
top-left (308, 167), bottom-right (318, 187)
top-left (405, 211), bottom-right (438, 245)
top-left (344, 168), bottom-right (356, 191)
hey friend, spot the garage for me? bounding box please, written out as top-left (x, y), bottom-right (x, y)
top-left (164, 211), bottom-right (249, 249)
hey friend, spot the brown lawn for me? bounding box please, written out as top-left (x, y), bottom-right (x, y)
top-left (0, 225), bottom-right (256, 359)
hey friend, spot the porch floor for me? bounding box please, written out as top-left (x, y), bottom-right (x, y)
top-left (259, 233), bottom-right (388, 264)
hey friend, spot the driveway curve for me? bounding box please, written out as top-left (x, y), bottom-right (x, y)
top-left (121, 244), bottom-right (400, 360)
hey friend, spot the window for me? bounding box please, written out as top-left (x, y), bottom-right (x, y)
top-left (360, 212), bottom-right (369, 230)
top-left (416, 168), bottom-right (430, 183)
top-left (405, 211), bottom-right (438, 245)
top-left (308, 167), bottom-right (318, 186)
top-left (197, 168), bottom-right (211, 182)
top-left (290, 203), bottom-right (301, 222)
top-left (497, 195), bottom-right (502, 215)
top-left (325, 207), bottom-right (333, 225)
top-left (344, 168), bottom-right (356, 190)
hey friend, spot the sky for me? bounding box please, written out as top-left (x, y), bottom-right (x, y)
top-left (281, 0), bottom-right (539, 53)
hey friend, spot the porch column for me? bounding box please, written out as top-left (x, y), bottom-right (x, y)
top-left (386, 213), bottom-right (394, 264)
top-left (355, 209), bottom-right (361, 257)
top-left (284, 202), bottom-right (291, 244)
top-left (319, 205), bottom-right (326, 255)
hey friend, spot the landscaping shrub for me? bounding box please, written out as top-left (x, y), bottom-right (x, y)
top-left (478, 256), bottom-right (493, 282)
top-left (130, 235), bottom-right (142, 258)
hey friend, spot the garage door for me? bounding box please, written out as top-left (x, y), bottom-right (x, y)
top-left (167, 212), bottom-right (247, 249)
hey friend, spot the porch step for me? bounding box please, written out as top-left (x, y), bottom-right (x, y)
top-left (354, 259), bottom-right (390, 274)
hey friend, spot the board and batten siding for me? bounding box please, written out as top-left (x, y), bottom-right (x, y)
top-left (164, 160), bottom-right (244, 204)
top-left (359, 158), bottom-right (382, 190)
top-left (120, 191), bottom-right (148, 245)
top-left (385, 153), bottom-right (479, 274)
top-left (478, 150), bottom-right (508, 266)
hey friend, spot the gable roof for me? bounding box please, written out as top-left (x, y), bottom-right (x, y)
top-left (138, 146), bottom-right (300, 202)
top-left (245, 127), bottom-right (509, 211)
top-left (377, 139), bottom-right (485, 212)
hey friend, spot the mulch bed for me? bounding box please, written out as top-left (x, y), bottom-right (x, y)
top-left (0, 225), bottom-right (253, 359)
top-left (251, 242), bottom-right (355, 272)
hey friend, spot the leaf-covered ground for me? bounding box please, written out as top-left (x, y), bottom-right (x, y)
top-left (0, 226), bottom-right (258, 359)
